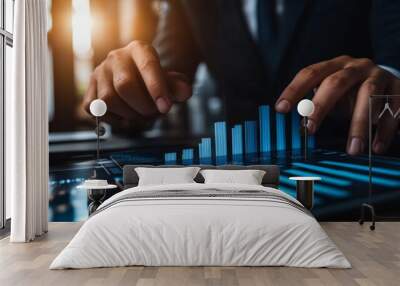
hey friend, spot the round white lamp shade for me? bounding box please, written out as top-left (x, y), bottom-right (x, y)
top-left (297, 99), bottom-right (315, 117)
top-left (89, 99), bottom-right (107, 117)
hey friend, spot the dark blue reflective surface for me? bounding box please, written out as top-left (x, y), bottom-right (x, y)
top-left (49, 149), bottom-right (400, 222)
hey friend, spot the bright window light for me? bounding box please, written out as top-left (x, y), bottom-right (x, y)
top-left (72, 0), bottom-right (92, 58)
top-left (72, 0), bottom-right (94, 96)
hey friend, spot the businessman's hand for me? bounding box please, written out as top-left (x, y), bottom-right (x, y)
top-left (82, 40), bottom-right (192, 130)
top-left (275, 55), bottom-right (400, 155)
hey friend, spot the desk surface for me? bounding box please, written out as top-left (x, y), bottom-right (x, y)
top-left (49, 149), bottom-right (400, 222)
top-left (77, 184), bottom-right (117, 190)
top-left (289, 176), bottom-right (322, 181)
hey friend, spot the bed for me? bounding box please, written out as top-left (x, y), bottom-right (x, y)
top-left (50, 165), bottom-right (350, 269)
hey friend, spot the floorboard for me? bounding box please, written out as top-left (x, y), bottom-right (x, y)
top-left (0, 222), bottom-right (399, 286)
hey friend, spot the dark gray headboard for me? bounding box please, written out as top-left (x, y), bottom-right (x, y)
top-left (122, 165), bottom-right (280, 189)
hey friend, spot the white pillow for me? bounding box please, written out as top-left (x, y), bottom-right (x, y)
top-left (135, 167), bottom-right (201, 186)
top-left (200, 169), bottom-right (266, 185)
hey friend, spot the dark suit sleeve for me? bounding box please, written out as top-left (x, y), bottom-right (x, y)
top-left (371, 0), bottom-right (400, 70)
top-left (153, 0), bottom-right (202, 81)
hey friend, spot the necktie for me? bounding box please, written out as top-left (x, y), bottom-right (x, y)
top-left (257, 0), bottom-right (281, 75)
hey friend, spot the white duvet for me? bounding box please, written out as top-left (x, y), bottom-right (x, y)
top-left (50, 183), bottom-right (351, 269)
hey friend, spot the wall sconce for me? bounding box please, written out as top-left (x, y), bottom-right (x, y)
top-left (297, 99), bottom-right (315, 160)
top-left (89, 99), bottom-right (107, 178)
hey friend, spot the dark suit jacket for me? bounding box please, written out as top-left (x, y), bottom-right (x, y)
top-left (153, 0), bottom-right (400, 141)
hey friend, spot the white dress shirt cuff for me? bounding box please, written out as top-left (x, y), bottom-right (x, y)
top-left (378, 65), bottom-right (400, 79)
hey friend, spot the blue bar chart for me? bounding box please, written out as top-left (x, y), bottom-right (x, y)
top-left (309, 134), bottom-right (316, 149)
top-left (198, 138), bottom-right (212, 164)
top-left (182, 148), bottom-right (194, 165)
top-left (214, 122), bottom-right (228, 165)
top-left (244, 121), bottom-right (258, 158)
top-left (276, 113), bottom-right (286, 151)
top-left (291, 110), bottom-right (301, 150)
top-left (232, 125), bottom-right (243, 163)
top-left (164, 152), bottom-right (177, 165)
top-left (164, 104), bottom-right (316, 165)
top-left (259, 105), bottom-right (271, 153)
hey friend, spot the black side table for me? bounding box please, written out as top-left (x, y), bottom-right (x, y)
top-left (289, 177), bottom-right (321, 210)
top-left (77, 183), bottom-right (117, 215)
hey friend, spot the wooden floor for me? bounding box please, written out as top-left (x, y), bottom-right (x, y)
top-left (0, 222), bottom-right (399, 286)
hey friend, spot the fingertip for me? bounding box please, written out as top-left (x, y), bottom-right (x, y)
top-left (373, 141), bottom-right (387, 154)
top-left (156, 97), bottom-right (172, 114)
top-left (275, 99), bottom-right (291, 113)
top-left (167, 72), bottom-right (192, 102)
top-left (346, 137), bottom-right (364, 156)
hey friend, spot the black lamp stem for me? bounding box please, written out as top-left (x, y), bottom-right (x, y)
top-left (92, 116), bottom-right (100, 179)
top-left (96, 116), bottom-right (100, 161)
top-left (304, 116), bottom-right (308, 161)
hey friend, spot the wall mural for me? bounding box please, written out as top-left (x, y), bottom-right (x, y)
top-left (47, 0), bottom-right (400, 223)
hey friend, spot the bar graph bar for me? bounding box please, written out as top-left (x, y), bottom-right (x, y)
top-left (259, 105), bottom-right (271, 153)
top-left (199, 138), bottom-right (212, 164)
top-left (309, 135), bottom-right (316, 149)
top-left (276, 113), bottom-right (286, 151)
top-left (291, 110), bottom-right (301, 150)
top-left (163, 103), bottom-right (317, 165)
top-left (214, 122), bottom-right (227, 165)
top-left (244, 121), bottom-right (257, 155)
top-left (232, 124), bottom-right (243, 163)
top-left (182, 148), bottom-right (194, 165)
top-left (164, 152), bottom-right (177, 164)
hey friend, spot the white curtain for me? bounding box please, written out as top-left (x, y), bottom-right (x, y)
top-left (7, 0), bottom-right (49, 242)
